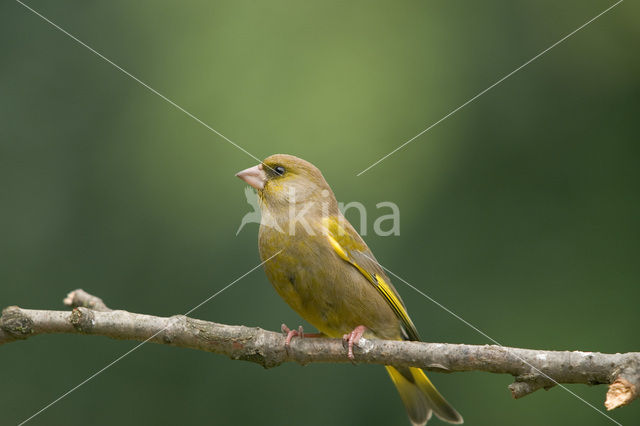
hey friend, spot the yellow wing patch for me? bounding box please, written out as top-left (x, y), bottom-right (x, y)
top-left (372, 273), bottom-right (418, 340)
top-left (327, 235), bottom-right (350, 261)
top-left (322, 217), bottom-right (366, 250)
top-left (324, 219), bottom-right (419, 341)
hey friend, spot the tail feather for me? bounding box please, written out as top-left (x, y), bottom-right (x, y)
top-left (386, 366), bottom-right (463, 425)
top-left (386, 366), bottom-right (431, 426)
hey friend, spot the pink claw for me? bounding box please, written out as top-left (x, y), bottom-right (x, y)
top-left (281, 324), bottom-right (304, 347)
top-left (281, 324), bottom-right (323, 348)
top-left (342, 325), bottom-right (367, 360)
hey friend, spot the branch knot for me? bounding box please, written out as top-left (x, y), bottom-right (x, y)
top-left (70, 307), bottom-right (95, 332)
top-left (0, 306), bottom-right (34, 338)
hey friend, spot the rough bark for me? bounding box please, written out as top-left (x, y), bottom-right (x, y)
top-left (1, 289), bottom-right (638, 411)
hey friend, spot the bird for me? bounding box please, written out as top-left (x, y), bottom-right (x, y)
top-left (236, 154), bottom-right (463, 425)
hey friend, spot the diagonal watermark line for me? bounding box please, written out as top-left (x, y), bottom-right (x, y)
top-left (363, 253), bottom-right (622, 425)
top-left (17, 250), bottom-right (282, 426)
top-left (15, 0), bottom-right (265, 166)
top-left (356, 0), bottom-right (624, 176)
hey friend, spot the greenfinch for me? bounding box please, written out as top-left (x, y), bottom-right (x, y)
top-left (236, 154), bottom-right (462, 425)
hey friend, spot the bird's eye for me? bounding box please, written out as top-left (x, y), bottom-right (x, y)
top-left (274, 165), bottom-right (286, 176)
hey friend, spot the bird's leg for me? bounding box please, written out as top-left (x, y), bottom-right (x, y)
top-left (342, 325), bottom-right (367, 361)
top-left (281, 324), bottom-right (323, 347)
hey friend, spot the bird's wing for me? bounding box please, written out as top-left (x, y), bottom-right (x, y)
top-left (322, 215), bottom-right (420, 341)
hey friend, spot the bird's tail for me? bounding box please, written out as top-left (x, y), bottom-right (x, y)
top-left (386, 366), bottom-right (463, 425)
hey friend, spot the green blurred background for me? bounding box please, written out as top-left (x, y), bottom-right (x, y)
top-left (1, 1), bottom-right (638, 425)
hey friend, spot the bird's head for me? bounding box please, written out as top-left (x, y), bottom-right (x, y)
top-left (236, 154), bottom-right (338, 214)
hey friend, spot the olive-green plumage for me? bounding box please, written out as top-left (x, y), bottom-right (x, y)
top-left (238, 154), bottom-right (462, 425)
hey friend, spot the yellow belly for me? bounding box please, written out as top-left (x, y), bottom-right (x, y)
top-left (259, 227), bottom-right (402, 340)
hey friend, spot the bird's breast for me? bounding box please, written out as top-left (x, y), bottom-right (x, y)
top-left (258, 221), bottom-right (401, 339)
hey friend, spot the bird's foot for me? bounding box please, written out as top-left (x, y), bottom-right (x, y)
top-left (281, 324), bottom-right (323, 348)
top-left (342, 325), bottom-right (367, 361)
top-left (281, 324), bottom-right (304, 347)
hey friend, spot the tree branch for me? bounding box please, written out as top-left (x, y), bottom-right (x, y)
top-left (1, 290), bottom-right (638, 411)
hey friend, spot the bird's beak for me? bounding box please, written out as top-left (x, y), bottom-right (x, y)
top-left (235, 163), bottom-right (267, 190)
